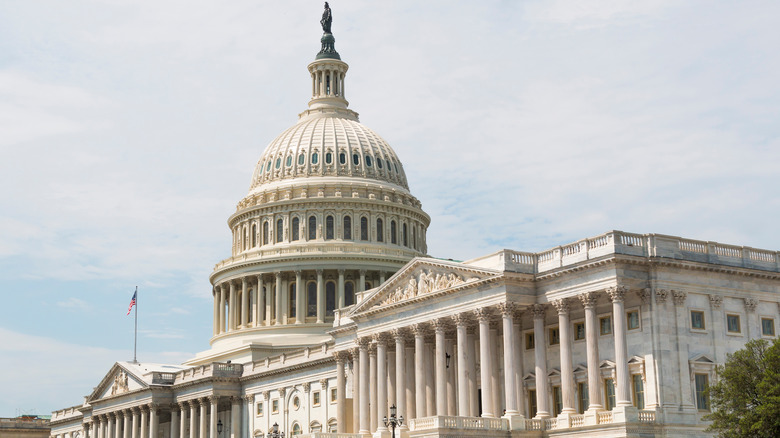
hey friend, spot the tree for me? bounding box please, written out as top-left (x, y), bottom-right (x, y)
top-left (705, 337), bottom-right (780, 438)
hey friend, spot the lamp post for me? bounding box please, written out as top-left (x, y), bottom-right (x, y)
top-left (269, 423), bottom-right (285, 438)
top-left (217, 420), bottom-right (223, 436)
top-left (383, 404), bottom-right (403, 438)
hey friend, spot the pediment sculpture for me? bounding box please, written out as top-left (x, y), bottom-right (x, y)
top-left (110, 370), bottom-right (129, 395)
top-left (380, 270), bottom-right (468, 306)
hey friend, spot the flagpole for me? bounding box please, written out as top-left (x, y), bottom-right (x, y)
top-left (133, 286), bottom-right (138, 363)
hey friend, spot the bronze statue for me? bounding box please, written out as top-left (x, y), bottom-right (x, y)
top-left (321, 2), bottom-right (332, 33)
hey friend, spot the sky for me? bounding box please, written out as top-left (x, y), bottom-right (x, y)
top-left (1, 0), bottom-right (779, 417)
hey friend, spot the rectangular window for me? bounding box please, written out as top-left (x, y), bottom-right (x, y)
top-left (552, 386), bottom-right (562, 417)
top-left (695, 374), bottom-right (709, 411)
top-left (600, 316), bottom-right (612, 336)
top-left (574, 322), bottom-right (586, 341)
top-left (691, 310), bottom-right (705, 330)
top-left (727, 314), bottom-right (741, 333)
top-left (549, 327), bottom-right (560, 345)
top-left (604, 378), bottom-right (616, 410)
top-left (330, 388), bottom-right (337, 403)
top-left (632, 374), bottom-right (645, 410)
top-left (529, 390), bottom-right (537, 418)
top-left (313, 391), bottom-right (321, 406)
top-left (526, 332), bottom-right (535, 350)
top-left (627, 310), bottom-right (640, 330)
top-left (257, 402), bottom-right (263, 416)
top-left (272, 399), bottom-right (279, 414)
top-left (577, 382), bottom-right (589, 414)
top-left (762, 318), bottom-right (776, 336)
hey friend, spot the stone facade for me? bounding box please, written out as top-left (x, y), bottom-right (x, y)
top-left (51, 13), bottom-right (780, 438)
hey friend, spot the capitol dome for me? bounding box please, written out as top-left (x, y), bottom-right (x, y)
top-left (189, 22), bottom-right (430, 365)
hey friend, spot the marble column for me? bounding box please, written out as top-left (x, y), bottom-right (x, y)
top-left (169, 405), bottom-right (179, 438)
top-left (532, 305), bottom-right (550, 418)
top-left (425, 342), bottom-right (435, 416)
top-left (116, 407), bottom-right (124, 438)
top-left (178, 403), bottom-right (187, 438)
top-left (553, 299), bottom-right (576, 415)
top-left (580, 292), bottom-right (603, 411)
top-left (107, 414), bottom-right (114, 438)
top-left (189, 401), bottom-right (197, 438)
top-left (412, 324), bottom-right (427, 418)
top-left (256, 275), bottom-right (264, 326)
top-left (608, 287), bottom-right (631, 407)
top-left (123, 411), bottom-right (131, 438)
top-left (351, 348), bottom-right (360, 434)
top-left (498, 303), bottom-right (520, 417)
top-left (375, 335), bottom-right (388, 432)
top-left (335, 353), bottom-right (347, 433)
top-left (198, 400), bottom-right (207, 438)
top-left (139, 408), bottom-right (148, 438)
top-left (369, 343), bottom-right (378, 432)
top-left (218, 285), bottom-right (226, 334)
top-left (337, 270), bottom-right (345, 309)
top-left (405, 345), bottom-right (416, 420)
top-left (475, 308), bottom-right (494, 418)
top-left (512, 317), bottom-right (526, 418)
top-left (358, 339), bottom-right (370, 434)
top-left (264, 278), bottom-right (272, 326)
top-left (228, 282), bottom-right (237, 331)
top-left (466, 330), bottom-right (478, 417)
top-left (388, 350), bottom-right (396, 412)
top-left (149, 405), bottom-right (158, 438)
top-left (274, 272), bottom-right (282, 325)
top-left (433, 319), bottom-right (448, 416)
top-left (230, 398), bottom-right (241, 438)
top-left (316, 269), bottom-right (325, 323)
top-left (295, 271), bottom-right (304, 324)
top-left (131, 408), bottom-right (139, 438)
top-left (92, 416), bottom-right (100, 438)
top-left (209, 397), bottom-right (218, 438)
top-left (241, 278), bottom-right (249, 328)
top-left (453, 314), bottom-right (470, 416)
top-left (489, 328), bottom-right (500, 418)
top-left (393, 330), bottom-right (407, 429)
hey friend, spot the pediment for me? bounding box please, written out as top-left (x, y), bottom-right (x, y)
top-left (89, 363), bottom-right (147, 402)
top-left (349, 258), bottom-right (502, 315)
top-left (690, 354), bottom-right (714, 363)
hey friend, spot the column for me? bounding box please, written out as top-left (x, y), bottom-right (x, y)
top-left (532, 305), bottom-right (550, 418)
top-left (92, 416), bottom-right (100, 438)
top-left (244, 395), bottom-right (254, 438)
top-left (123, 411), bottom-right (131, 438)
top-left (209, 397), bottom-right (218, 438)
top-left (608, 287), bottom-right (631, 407)
top-left (295, 271), bottom-right (304, 324)
top-left (218, 285), bottom-right (226, 334)
top-left (369, 343), bottom-right (378, 432)
top-left (230, 398), bottom-right (241, 438)
top-left (453, 314), bottom-right (470, 416)
top-left (359, 270), bottom-right (366, 293)
top-left (552, 299), bottom-right (575, 417)
top-left (579, 292), bottom-right (603, 411)
top-left (405, 345), bottom-right (416, 420)
top-left (281, 277), bottom-right (289, 324)
top-left (358, 339), bottom-right (370, 434)
top-left (475, 308), bottom-right (494, 418)
top-left (433, 319), bottom-right (448, 416)
top-left (256, 276), bottom-right (264, 326)
top-left (673, 290), bottom-right (696, 410)
top-left (274, 272), bottom-right (282, 325)
top-left (316, 269), bottom-right (325, 323)
top-left (264, 278), bottom-right (272, 326)
top-left (489, 327), bottom-right (500, 418)
top-left (412, 324), bottom-right (427, 418)
top-left (116, 408), bottom-right (124, 438)
top-left (337, 270), bottom-right (345, 309)
top-left (393, 330), bottom-right (407, 429)
top-left (106, 414), bottom-right (114, 438)
top-left (388, 350), bottom-right (396, 412)
top-left (513, 318), bottom-right (526, 418)
top-left (241, 278), bottom-right (249, 328)
top-left (379, 271), bottom-right (386, 285)
top-left (446, 338), bottom-right (456, 416)
top-left (351, 348), bottom-right (361, 434)
top-left (199, 400), bottom-right (207, 438)
top-left (375, 335), bottom-right (388, 432)
top-left (335, 353), bottom-right (347, 433)
top-left (140, 408), bottom-right (148, 438)
top-left (425, 342), bottom-right (435, 416)
top-left (498, 303), bottom-right (520, 417)
top-left (170, 405), bottom-right (179, 438)
top-left (178, 403), bottom-right (187, 438)
top-left (149, 405), bottom-right (158, 438)
top-left (467, 329), bottom-right (478, 417)
top-left (228, 282), bottom-right (237, 331)
top-left (131, 408), bottom-right (139, 438)
top-left (189, 401), bottom-right (197, 438)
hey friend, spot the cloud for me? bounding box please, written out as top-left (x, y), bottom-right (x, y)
top-left (56, 297), bottom-right (91, 311)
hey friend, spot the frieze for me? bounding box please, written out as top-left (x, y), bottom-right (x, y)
top-left (379, 270), bottom-right (467, 306)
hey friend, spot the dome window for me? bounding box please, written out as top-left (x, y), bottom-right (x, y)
top-left (276, 218), bottom-right (284, 243)
top-left (365, 155), bottom-right (372, 167)
top-left (339, 152), bottom-right (346, 164)
top-left (376, 218), bottom-right (383, 242)
top-left (286, 156), bottom-right (293, 167)
top-left (391, 220), bottom-right (397, 244)
top-left (292, 217), bottom-right (300, 241)
top-left (298, 154), bottom-right (305, 165)
top-left (377, 158), bottom-right (383, 169)
top-left (343, 215), bottom-right (352, 240)
top-left (345, 281), bottom-right (355, 306)
top-left (275, 158), bottom-right (281, 169)
top-left (312, 152), bottom-right (319, 164)
top-left (352, 154), bottom-right (360, 166)
top-left (266, 161), bottom-right (272, 172)
top-left (325, 152), bottom-right (333, 164)
top-left (326, 281), bottom-right (336, 316)
top-left (308, 216), bottom-right (317, 240)
top-left (394, 162), bottom-right (399, 173)
top-left (360, 216), bottom-right (369, 241)
top-left (326, 215), bottom-right (334, 240)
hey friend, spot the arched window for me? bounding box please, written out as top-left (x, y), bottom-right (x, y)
top-left (327, 419), bottom-right (337, 433)
top-left (377, 158), bottom-right (383, 169)
top-left (345, 282), bottom-right (355, 306)
top-left (403, 223), bottom-right (408, 247)
top-left (308, 216), bottom-right (317, 240)
top-left (276, 218), bottom-right (284, 243)
top-left (339, 152), bottom-right (346, 164)
top-left (413, 226), bottom-right (417, 250)
top-left (376, 218), bottom-right (384, 242)
top-left (275, 157), bottom-right (281, 169)
top-left (391, 220), bottom-right (397, 244)
top-left (242, 226), bottom-right (247, 250)
top-left (289, 283), bottom-right (296, 318)
top-left (360, 217), bottom-right (368, 241)
top-left (312, 152), bottom-right (319, 164)
top-left (298, 154), bottom-right (305, 165)
top-left (326, 215), bottom-right (334, 240)
top-left (286, 155), bottom-right (292, 167)
top-left (309, 422), bottom-right (321, 434)
top-left (292, 423), bottom-right (302, 436)
top-left (326, 152), bottom-right (333, 164)
top-left (365, 155), bottom-right (372, 167)
top-left (352, 154), bottom-right (360, 166)
top-left (266, 161), bottom-right (271, 172)
top-left (343, 215), bottom-right (352, 240)
top-left (292, 217), bottom-right (300, 241)
top-left (326, 281), bottom-right (336, 316)
top-left (262, 221), bottom-right (269, 245)
top-left (251, 224), bottom-right (257, 247)
top-left (307, 282), bottom-right (317, 317)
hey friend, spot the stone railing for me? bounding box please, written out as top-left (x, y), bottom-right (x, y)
top-left (151, 372), bottom-right (176, 385)
top-left (298, 434), bottom-right (361, 438)
top-left (212, 362), bottom-right (243, 378)
top-left (542, 418), bottom-right (558, 430)
top-left (215, 243), bottom-right (421, 270)
top-left (500, 231), bottom-right (780, 274)
top-left (570, 414), bottom-right (585, 428)
top-left (597, 411), bottom-right (614, 424)
top-left (524, 419), bottom-right (542, 431)
top-left (408, 416), bottom-right (507, 432)
top-left (638, 410), bottom-right (656, 423)
top-left (0, 418), bottom-right (50, 430)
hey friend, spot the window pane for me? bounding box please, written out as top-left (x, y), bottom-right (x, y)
top-left (276, 219), bottom-right (283, 243)
top-left (525, 332), bottom-right (534, 350)
top-left (691, 311), bottom-right (704, 329)
top-left (578, 382), bottom-right (589, 413)
top-left (762, 318), bottom-right (775, 336)
top-left (326, 216), bottom-right (334, 240)
top-left (632, 374), bottom-right (644, 409)
top-left (352, 154), bottom-right (359, 165)
top-left (529, 390), bottom-right (537, 418)
top-left (360, 217), bottom-right (368, 241)
top-left (339, 152), bottom-right (346, 164)
top-left (312, 152), bottom-right (319, 164)
top-left (343, 216), bottom-right (352, 240)
top-left (605, 379), bottom-right (616, 410)
top-left (292, 217), bottom-right (300, 241)
top-left (307, 283), bottom-right (317, 317)
top-left (553, 386), bottom-right (562, 416)
top-left (308, 216), bottom-right (317, 240)
top-left (391, 221), bottom-right (397, 244)
top-left (289, 284), bottom-right (296, 318)
top-left (695, 374), bottom-right (709, 410)
top-left (376, 218), bottom-right (384, 242)
top-left (575, 322), bottom-right (586, 341)
top-left (326, 282), bottom-right (336, 316)
top-left (627, 310), bottom-right (640, 330)
top-left (325, 152), bottom-right (332, 164)
top-left (727, 315), bottom-right (740, 333)
top-left (600, 317), bottom-right (612, 335)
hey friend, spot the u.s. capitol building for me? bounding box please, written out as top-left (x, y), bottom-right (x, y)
top-left (50, 7), bottom-right (780, 438)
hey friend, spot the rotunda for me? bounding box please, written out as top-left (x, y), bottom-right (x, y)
top-left (189, 21), bottom-right (431, 364)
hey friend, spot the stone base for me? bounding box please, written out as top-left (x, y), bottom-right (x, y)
top-left (502, 413), bottom-right (525, 430)
top-left (583, 409), bottom-right (601, 426)
top-left (612, 405), bottom-right (639, 423)
top-left (372, 428), bottom-right (391, 438)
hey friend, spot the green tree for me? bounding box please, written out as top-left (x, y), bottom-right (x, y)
top-left (705, 337), bottom-right (780, 438)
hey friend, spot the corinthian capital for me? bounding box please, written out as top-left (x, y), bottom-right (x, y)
top-left (473, 307), bottom-right (492, 322)
top-left (672, 290), bottom-right (687, 306)
top-left (579, 292), bottom-right (598, 309)
top-left (496, 302), bottom-right (516, 316)
top-left (606, 286), bottom-right (627, 303)
top-left (530, 304), bottom-right (547, 320)
top-left (551, 298), bottom-right (570, 315)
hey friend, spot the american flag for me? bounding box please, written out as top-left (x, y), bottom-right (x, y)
top-left (127, 291), bottom-right (137, 315)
